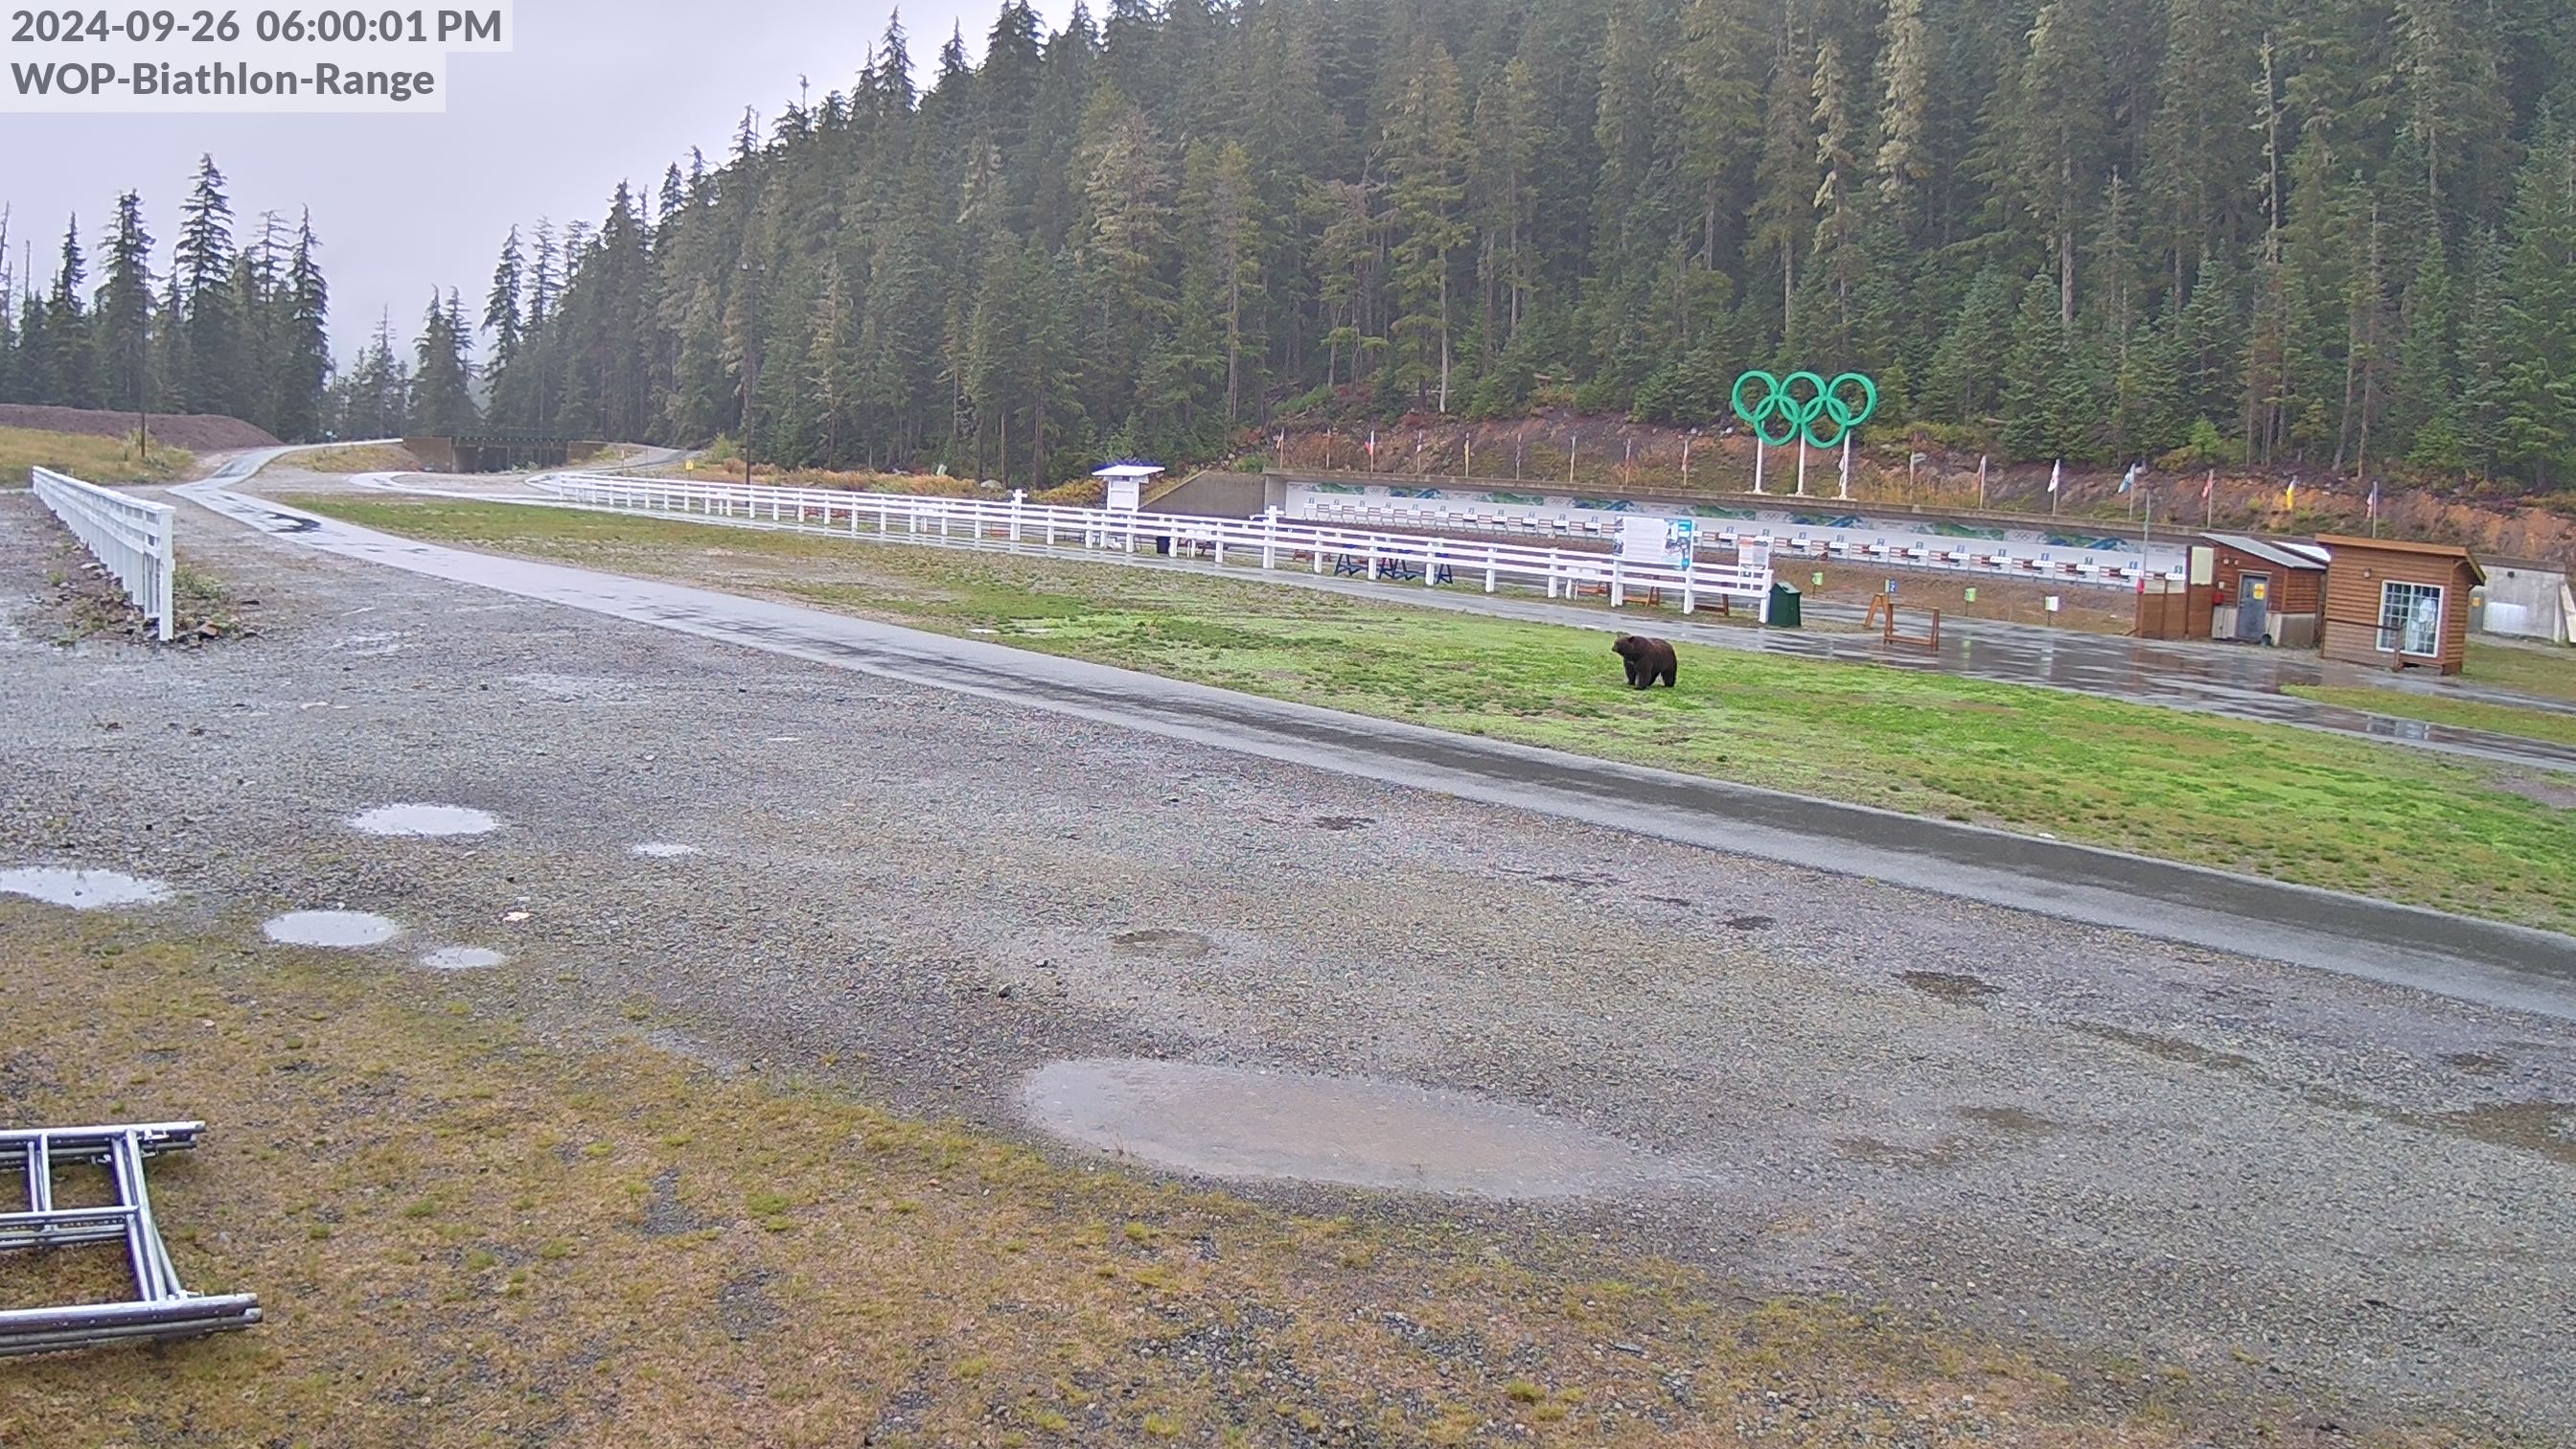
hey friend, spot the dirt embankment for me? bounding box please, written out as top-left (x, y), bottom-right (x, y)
top-left (1269, 413), bottom-right (2576, 565)
top-left (0, 404), bottom-right (280, 452)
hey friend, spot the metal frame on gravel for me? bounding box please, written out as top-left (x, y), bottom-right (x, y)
top-left (0, 1121), bottom-right (261, 1355)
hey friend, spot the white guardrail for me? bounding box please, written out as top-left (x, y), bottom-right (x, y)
top-left (535, 472), bottom-right (1778, 620)
top-left (30, 468), bottom-right (175, 641)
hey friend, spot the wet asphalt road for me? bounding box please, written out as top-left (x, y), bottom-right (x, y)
top-left (8, 483), bottom-right (2576, 1439)
top-left (179, 479), bottom-right (2576, 1019)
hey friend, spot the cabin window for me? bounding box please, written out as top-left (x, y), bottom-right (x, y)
top-left (2378, 581), bottom-right (2443, 656)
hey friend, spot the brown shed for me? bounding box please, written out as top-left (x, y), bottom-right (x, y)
top-left (2191, 535), bottom-right (2329, 647)
top-left (2317, 536), bottom-right (2487, 675)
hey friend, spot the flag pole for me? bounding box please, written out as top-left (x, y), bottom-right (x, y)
top-left (1752, 439), bottom-right (1765, 494)
top-left (1795, 439), bottom-right (1807, 497)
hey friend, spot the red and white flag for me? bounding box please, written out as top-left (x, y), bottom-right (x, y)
top-left (2201, 469), bottom-right (2215, 503)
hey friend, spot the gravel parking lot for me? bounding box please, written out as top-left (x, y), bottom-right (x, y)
top-left (6, 486), bottom-right (2572, 1441)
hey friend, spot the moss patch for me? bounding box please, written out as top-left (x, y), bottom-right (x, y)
top-left (0, 905), bottom-right (2430, 1447)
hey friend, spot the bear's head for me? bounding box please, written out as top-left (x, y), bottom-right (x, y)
top-left (1612, 634), bottom-right (1643, 659)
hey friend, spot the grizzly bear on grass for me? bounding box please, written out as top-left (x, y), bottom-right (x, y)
top-left (1612, 634), bottom-right (1677, 689)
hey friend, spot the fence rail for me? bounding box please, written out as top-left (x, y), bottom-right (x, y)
top-left (535, 472), bottom-right (1777, 620)
top-left (30, 468), bottom-right (175, 641)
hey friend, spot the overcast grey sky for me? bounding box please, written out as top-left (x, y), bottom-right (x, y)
top-left (4, 0), bottom-right (1051, 361)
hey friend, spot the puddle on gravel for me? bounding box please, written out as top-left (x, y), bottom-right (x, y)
top-left (263, 910), bottom-right (402, 948)
top-left (1898, 970), bottom-right (2001, 1005)
top-left (420, 946), bottom-right (506, 971)
top-left (631, 842), bottom-right (702, 859)
top-left (1023, 1059), bottom-right (1672, 1198)
top-left (1110, 929), bottom-right (1213, 960)
top-left (0, 867), bottom-right (173, 910)
top-left (349, 804), bottom-right (498, 838)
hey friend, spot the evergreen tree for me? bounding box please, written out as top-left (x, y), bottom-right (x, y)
top-left (174, 155), bottom-right (242, 417)
top-left (2001, 272), bottom-right (2092, 459)
top-left (485, 226), bottom-right (524, 377)
top-left (2498, 127), bottom-right (2576, 486)
top-left (1874, 0), bottom-right (1934, 231)
top-left (45, 217), bottom-right (97, 408)
top-left (95, 194), bottom-right (154, 423)
top-left (2451, 226), bottom-right (2514, 476)
top-left (410, 291), bottom-right (476, 433)
top-left (274, 213), bottom-right (332, 441)
top-left (1746, 7), bottom-right (1817, 333)
top-left (1384, 32), bottom-right (1470, 411)
top-left (2393, 237), bottom-right (2464, 468)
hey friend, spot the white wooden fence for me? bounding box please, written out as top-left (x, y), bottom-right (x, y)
top-left (30, 468), bottom-right (175, 641)
top-left (534, 472), bottom-right (1778, 620)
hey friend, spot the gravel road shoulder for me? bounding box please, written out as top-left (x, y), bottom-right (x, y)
top-left (5, 488), bottom-right (2572, 1441)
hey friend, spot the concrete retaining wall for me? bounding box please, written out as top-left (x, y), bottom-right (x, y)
top-left (2474, 561), bottom-right (2570, 641)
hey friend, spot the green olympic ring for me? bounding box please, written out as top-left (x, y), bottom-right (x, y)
top-left (1730, 369), bottom-right (1878, 448)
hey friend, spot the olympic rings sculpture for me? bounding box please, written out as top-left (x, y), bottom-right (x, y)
top-left (1729, 370), bottom-right (1878, 448)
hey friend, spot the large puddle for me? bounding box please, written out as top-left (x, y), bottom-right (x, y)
top-left (263, 910), bottom-right (402, 948)
top-left (0, 867), bottom-right (173, 910)
top-left (348, 804), bottom-right (498, 838)
top-left (1022, 1059), bottom-right (1675, 1199)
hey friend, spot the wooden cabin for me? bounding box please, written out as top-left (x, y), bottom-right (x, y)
top-left (2316, 536), bottom-right (2486, 675)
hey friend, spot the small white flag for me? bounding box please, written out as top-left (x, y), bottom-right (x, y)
top-left (2048, 460), bottom-right (2062, 494)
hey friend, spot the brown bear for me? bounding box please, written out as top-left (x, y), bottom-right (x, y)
top-left (1612, 634), bottom-right (1677, 689)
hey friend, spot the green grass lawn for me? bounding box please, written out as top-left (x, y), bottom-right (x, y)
top-left (2287, 684), bottom-right (2576, 748)
top-left (2, 425), bottom-right (193, 485)
top-left (287, 495), bottom-right (2576, 933)
top-left (2467, 639), bottom-right (2576, 704)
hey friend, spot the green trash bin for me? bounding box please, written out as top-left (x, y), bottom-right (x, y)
top-left (1766, 582), bottom-right (1803, 628)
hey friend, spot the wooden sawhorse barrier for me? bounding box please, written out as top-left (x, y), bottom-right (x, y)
top-left (1865, 594), bottom-right (1941, 652)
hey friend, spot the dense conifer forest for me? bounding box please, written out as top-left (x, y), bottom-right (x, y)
top-left (8, 1), bottom-right (2574, 492)
top-left (474, 0), bottom-right (2576, 490)
top-left (0, 159), bottom-right (334, 444)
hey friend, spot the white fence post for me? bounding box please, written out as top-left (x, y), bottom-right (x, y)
top-left (30, 468), bottom-right (175, 642)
